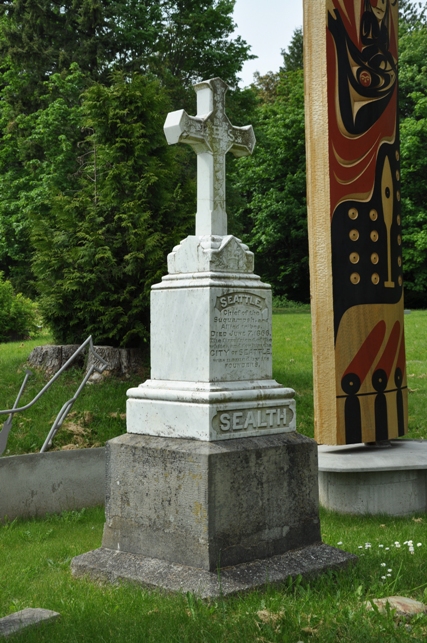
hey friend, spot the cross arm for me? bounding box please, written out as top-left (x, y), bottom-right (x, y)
top-left (163, 109), bottom-right (209, 154)
top-left (230, 125), bottom-right (256, 158)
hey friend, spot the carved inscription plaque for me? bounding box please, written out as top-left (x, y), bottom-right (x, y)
top-left (210, 290), bottom-right (272, 380)
top-left (212, 404), bottom-right (295, 436)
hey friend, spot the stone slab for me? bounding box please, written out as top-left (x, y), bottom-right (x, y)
top-left (318, 439), bottom-right (427, 472)
top-left (126, 262), bottom-right (297, 442)
top-left (102, 432), bottom-right (320, 571)
top-left (366, 597), bottom-right (427, 616)
top-left (150, 274), bottom-right (272, 385)
top-left (0, 608), bottom-right (59, 637)
top-left (71, 544), bottom-right (356, 599)
top-left (318, 440), bottom-right (427, 515)
top-left (0, 448), bottom-right (105, 521)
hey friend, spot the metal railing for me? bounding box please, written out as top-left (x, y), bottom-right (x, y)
top-left (0, 336), bottom-right (108, 455)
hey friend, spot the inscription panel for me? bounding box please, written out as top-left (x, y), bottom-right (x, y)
top-left (212, 404), bottom-right (295, 437)
top-left (210, 289), bottom-right (272, 381)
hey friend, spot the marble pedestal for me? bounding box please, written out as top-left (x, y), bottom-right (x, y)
top-left (126, 236), bottom-right (296, 441)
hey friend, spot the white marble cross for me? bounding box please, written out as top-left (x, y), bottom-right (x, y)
top-left (163, 77), bottom-right (256, 237)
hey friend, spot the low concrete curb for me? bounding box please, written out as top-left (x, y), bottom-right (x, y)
top-left (0, 448), bottom-right (105, 521)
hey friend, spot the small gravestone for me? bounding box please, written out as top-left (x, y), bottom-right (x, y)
top-left (71, 77), bottom-right (355, 596)
top-left (0, 608), bottom-right (59, 637)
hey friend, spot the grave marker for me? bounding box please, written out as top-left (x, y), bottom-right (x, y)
top-left (72, 77), bottom-right (354, 596)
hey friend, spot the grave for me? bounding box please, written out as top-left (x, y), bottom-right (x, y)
top-left (0, 608), bottom-right (59, 637)
top-left (71, 77), bottom-right (355, 597)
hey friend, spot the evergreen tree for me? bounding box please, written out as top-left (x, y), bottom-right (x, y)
top-left (234, 66), bottom-right (309, 302)
top-left (30, 71), bottom-right (195, 346)
top-left (280, 27), bottom-right (303, 73)
top-left (0, 0), bottom-right (252, 310)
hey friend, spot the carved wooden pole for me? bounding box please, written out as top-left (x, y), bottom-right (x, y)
top-left (304, 0), bottom-right (408, 445)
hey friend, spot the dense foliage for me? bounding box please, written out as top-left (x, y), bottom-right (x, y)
top-left (0, 272), bottom-right (39, 341)
top-left (398, 4), bottom-right (427, 306)
top-left (0, 0), bottom-right (426, 348)
top-left (235, 5), bottom-right (427, 306)
top-left (0, 0), bottom-right (252, 346)
top-left (233, 67), bottom-right (309, 302)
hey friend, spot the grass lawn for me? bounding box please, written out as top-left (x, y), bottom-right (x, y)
top-left (0, 312), bottom-right (426, 641)
top-left (2, 310), bottom-right (426, 454)
top-left (0, 507), bottom-right (426, 642)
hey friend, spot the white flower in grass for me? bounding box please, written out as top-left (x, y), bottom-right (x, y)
top-left (417, 543), bottom-right (422, 547)
top-left (387, 569), bottom-right (392, 573)
top-left (365, 543), bottom-right (372, 549)
top-left (380, 563), bottom-right (386, 567)
top-left (378, 544), bottom-right (384, 548)
top-left (381, 576), bottom-right (386, 580)
top-left (385, 547), bottom-right (390, 551)
top-left (358, 545), bottom-right (363, 549)
top-left (394, 542), bottom-right (401, 548)
top-left (386, 574), bottom-right (392, 577)
top-left (337, 541), bottom-right (343, 545)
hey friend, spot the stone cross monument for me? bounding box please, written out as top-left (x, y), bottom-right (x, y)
top-left (164, 77), bottom-right (255, 236)
top-left (71, 78), bottom-right (354, 596)
top-left (126, 77), bottom-right (295, 441)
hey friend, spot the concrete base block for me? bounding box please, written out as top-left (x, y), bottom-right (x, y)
top-left (71, 543), bottom-right (356, 598)
top-left (0, 608), bottom-right (60, 637)
top-left (100, 432), bottom-right (321, 571)
top-left (318, 440), bottom-right (427, 516)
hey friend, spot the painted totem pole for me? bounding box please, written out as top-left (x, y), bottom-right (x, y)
top-left (304, 0), bottom-right (408, 445)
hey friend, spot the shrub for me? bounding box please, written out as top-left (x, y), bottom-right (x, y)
top-left (0, 273), bottom-right (39, 341)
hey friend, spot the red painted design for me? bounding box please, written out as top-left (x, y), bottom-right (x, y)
top-left (374, 320), bottom-right (400, 377)
top-left (343, 319), bottom-right (386, 383)
top-left (327, 0), bottom-right (398, 215)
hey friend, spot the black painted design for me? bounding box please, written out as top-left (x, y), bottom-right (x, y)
top-left (372, 368), bottom-right (389, 440)
top-left (341, 373), bottom-right (362, 443)
top-left (331, 143), bottom-right (403, 337)
top-left (328, 4), bottom-right (396, 135)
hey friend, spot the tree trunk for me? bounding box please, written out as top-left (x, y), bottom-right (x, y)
top-left (27, 345), bottom-right (144, 379)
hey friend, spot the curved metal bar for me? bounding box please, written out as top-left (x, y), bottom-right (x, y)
top-left (40, 363), bottom-right (100, 453)
top-left (0, 336), bottom-right (108, 417)
top-left (0, 370), bottom-right (33, 456)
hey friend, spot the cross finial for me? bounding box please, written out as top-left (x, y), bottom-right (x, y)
top-left (163, 77), bottom-right (256, 237)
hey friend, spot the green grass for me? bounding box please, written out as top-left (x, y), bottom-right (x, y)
top-left (1, 311), bottom-right (427, 454)
top-left (1, 315), bottom-right (427, 640)
top-left (403, 311), bottom-right (427, 439)
top-left (0, 331), bottom-right (143, 454)
top-left (0, 507), bottom-right (426, 642)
